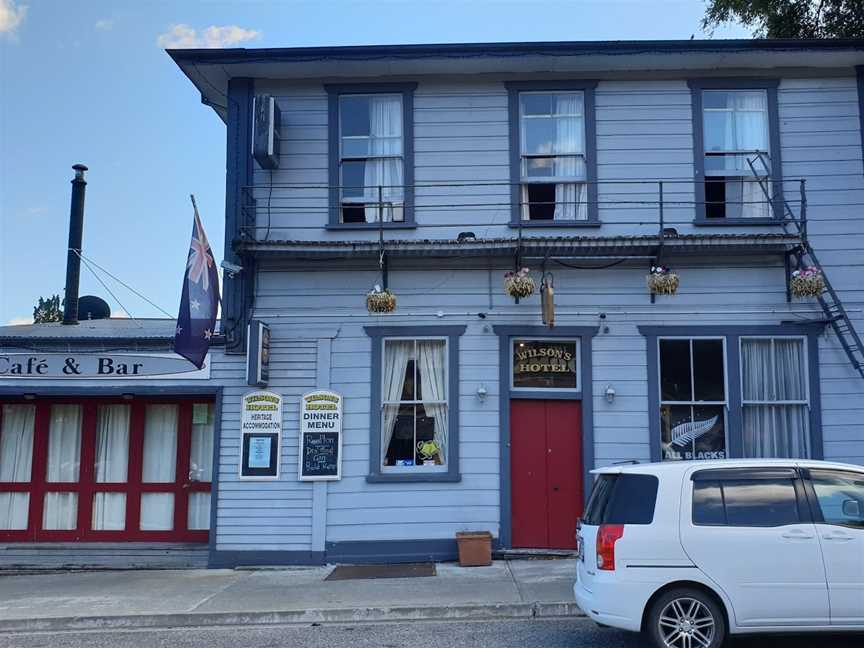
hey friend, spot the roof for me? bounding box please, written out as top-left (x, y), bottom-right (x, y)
top-left (167, 38), bottom-right (864, 122)
top-left (236, 232), bottom-right (803, 259)
top-left (0, 318), bottom-right (177, 343)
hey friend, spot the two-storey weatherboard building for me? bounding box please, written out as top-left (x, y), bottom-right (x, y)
top-left (170, 40), bottom-right (862, 565)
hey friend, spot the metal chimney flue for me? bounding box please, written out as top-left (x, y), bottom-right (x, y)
top-left (63, 164), bottom-right (88, 325)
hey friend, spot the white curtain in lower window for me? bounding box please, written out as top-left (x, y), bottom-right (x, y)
top-left (364, 96), bottom-right (404, 223)
top-left (0, 493), bottom-right (28, 530)
top-left (92, 493), bottom-right (126, 531)
top-left (190, 407), bottom-right (214, 482)
top-left (417, 340), bottom-right (448, 463)
top-left (187, 492), bottom-right (210, 530)
top-left (43, 493), bottom-right (78, 530)
top-left (47, 405), bottom-right (82, 482)
top-left (381, 341), bottom-right (412, 458)
top-left (741, 177), bottom-right (770, 219)
top-left (743, 405), bottom-right (810, 458)
top-left (143, 405), bottom-right (177, 483)
top-left (140, 493), bottom-right (174, 531)
top-left (0, 404), bottom-right (35, 482)
top-left (95, 405), bottom-right (130, 483)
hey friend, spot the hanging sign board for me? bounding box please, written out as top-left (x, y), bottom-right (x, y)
top-left (0, 353), bottom-right (209, 379)
top-left (246, 320), bottom-right (271, 387)
top-left (240, 390), bottom-right (282, 479)
top-left (298, 390), bottom-right (343, 481)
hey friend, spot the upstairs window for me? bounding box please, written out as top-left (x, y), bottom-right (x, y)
top-left (519, 92), bottom-right (587, 221)
top-left (702, 90), bottom-right (771, 220)
top-left (339, 94), bottom-right (404, 224)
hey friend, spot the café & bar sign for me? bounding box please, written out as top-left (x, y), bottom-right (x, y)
top-left (0, 353), bottom-right (210, 379)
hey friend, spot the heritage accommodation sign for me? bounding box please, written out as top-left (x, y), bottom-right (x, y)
top-left (240, 390), bottom-right (282, 479)
top-left (298, 389), bottom-right (343, 481)
top-left (0, 353), bottom-right (210, 379)
top-left (511, 339), bottom-right (579, 389)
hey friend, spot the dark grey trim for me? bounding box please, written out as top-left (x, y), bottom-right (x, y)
top-left (639, 323), bottom-right (826, 462)
top-left (325, 83), bottom-right (417, 228)
top-left (363, 325), bottom-right (466, 483)
top-left (209, 550), bottom-right (326, 568)
top-left (857, 66), bottom-right (864, 173)
top-left (0, 386), bottom-right (220, 397)
top-left (207, 388), bottom-right (223, 559)
top-left (505, 81), bottom-right (599, 226)
top-left (687, 78), bottom-right (784, 224)
top-left (492, 325), bottom-right (599, 549)
top-left (326, 538), bottom-right (473, 564)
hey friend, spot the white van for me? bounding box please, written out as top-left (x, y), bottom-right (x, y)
top-left (574, 459), bottom-right (864, 647)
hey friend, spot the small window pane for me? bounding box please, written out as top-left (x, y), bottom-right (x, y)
top-left (693, 340), bottom-right (725, 401)
top-left (521, 93), bottom-right (553, 115)
top-left (188, 492), bottom-right (211, 530)
top-left (810, 471), bottom-right (864, 527)
top-left (523, 183), bottom-right (556, 220)
top-left (47, 404), bottom-right (82, 482)
top-left (140, 493), bottom-right (174, 531)
top-left (342, 136), bottom-right (370, 158)
top-left (383, 404), bottom-right (416, 466)
top-left (743, 404), bottom-right (810, 458)
top-left (95, 405), bottom-right (130, 483)
top-left (603, 474), bottom-right (659, 525)
top-left (0, 404), bottom-right (35, 482)
top-left (583, 475), bottom-right (617, 526)
top-left (512, 340), bottom-right (578, 389)
top-left (0, 493), bottom-right (29, 530)
top-left (693, 481), bottom-right (726, 525)
top-left (704, 110), bottom-right (733, 152)
top-left (92, 493), bottom-right (126, 531)
top-left (660, 340), bottom-right (692, 401)
top-left (522, 118), bottom-right (556, 155)
top-left (416, 340), bottom-right (446, 401)
top-left (190, 404), bottom-right (215, 482)
top-left (774, 339), bottom-right (806, 401)
top-left (339, 96), bottom-right (370, 137)
top-left (341, 160), bottom-right (367, 199)
top-left (143, 405), bottom-right (177, 483)
top-left (43, 492), bottom-right (77, 530)
top-left (723, 479), bottom-right (799, 527)
top-left (662, 405), bottom-right (726, 461)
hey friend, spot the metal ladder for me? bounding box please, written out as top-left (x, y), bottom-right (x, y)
top-left (748, 157), bottom-right (864, 379)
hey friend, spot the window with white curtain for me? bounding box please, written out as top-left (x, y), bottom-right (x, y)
top-left (741, 337), bottom-right (811, 458)
top-left (0, 404), bottom-right (35, 531)
top-left (381, 338), bottom-right (448, 469)
top-left (702, 90), bottom-right (772, 219)
top-left (92, 405), bottom-right (130, 531)
top-left (519, 91), bottom-right (587, 221)
top-left (43, 404), bottom-right (82, 530)
top-left (339, 94), bottom-right (404, 223)
top-left (141, 404), bottom-right (178, 531)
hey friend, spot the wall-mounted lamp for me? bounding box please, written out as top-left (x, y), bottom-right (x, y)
top-left (477, 384), bottom-right (488, 402)
top-left (604, 384), bottom-right (616, 404)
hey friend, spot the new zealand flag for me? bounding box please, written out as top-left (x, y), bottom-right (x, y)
top-left (174, 196), bottom-right (220, 369)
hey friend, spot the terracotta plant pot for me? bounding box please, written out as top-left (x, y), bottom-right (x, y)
top-left (366, 289), bottom-right (397, 313)
top-left (646, 272), bottom-right (680, 296)
top-left (790, 273), bottom-right (825, 298)
top-left (456, 531), bottom-right (493, 567)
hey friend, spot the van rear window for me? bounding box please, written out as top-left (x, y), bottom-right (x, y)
top-left (583, 473), bottom-right (659, 525)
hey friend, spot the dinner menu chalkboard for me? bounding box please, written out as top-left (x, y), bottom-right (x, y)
top-left (298, 390), bottom-right (343, 481)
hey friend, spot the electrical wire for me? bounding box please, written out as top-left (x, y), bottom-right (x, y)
top-left (74, 251), bottom-right (175, 319)
top-left (75, 253), bottom-right (140, 327)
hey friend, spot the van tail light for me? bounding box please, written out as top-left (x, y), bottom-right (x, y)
top-left (596, 524), bottom-right (624, 571)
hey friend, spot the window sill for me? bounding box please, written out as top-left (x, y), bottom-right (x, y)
top-left (326, 223), bottom-right (417, 231)
top-left (366, 472), bottom-right (461, 483)
top-left (693, 218), bottom-right (783, 227)
top-left (508, 221), bottom-right (601, 229)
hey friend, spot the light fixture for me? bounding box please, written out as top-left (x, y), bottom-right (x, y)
top-left (122, 393), bottom-right (134, 400)
top-left (605, 385), bottom-right (616, 404)
top-left (477, 384), bottom-right (488, 402)
top-left (23, 393), bottom-right (36, 401)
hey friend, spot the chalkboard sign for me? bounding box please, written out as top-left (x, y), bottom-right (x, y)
top-left (298, 390), bottom-right (343, 481)
top-left (300, 432), bottom-right (340, 478)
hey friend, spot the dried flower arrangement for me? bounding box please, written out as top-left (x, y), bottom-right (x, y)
top-left (646, 265), bottom-right (680, 296)
top-left (790, 266), bottom-right (824, 298)
top-left (366, 285), bottom-right (397, 313)
top-left (504, 267), bottom-right (535, 299)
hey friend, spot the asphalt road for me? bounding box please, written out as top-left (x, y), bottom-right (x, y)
top-left (0, 618), bottom-right (861, 648)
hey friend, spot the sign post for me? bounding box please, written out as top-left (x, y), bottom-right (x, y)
top-left (240, 390), bottom-right (282, 479)
top-left (298, 390), bottom-right (343, 481)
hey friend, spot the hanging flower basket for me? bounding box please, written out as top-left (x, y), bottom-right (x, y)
top-left (366, 286), bottom-right (397, 313)
top-left (647, 266), bottom-right (680, 296)
top-left (504, 268), bottom-right (535, 299)
top-left (790, 267), bottom-right (825, 298)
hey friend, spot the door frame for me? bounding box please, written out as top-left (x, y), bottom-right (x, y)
top-left (493, 325), bottom-right (598, 549)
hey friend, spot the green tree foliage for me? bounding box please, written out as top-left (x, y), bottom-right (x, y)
top-left (33, 295), bottom-right (63, 323)
top-left (703, 0), bottom-right (864, 38)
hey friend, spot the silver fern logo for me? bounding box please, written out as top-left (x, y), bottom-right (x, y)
top-left (670, 416), bottom-right (719, 448)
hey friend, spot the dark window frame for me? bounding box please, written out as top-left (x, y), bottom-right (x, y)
top-left (687, 78), bottom-right (784, 226)
top-left (802, 467), bottom-right (864, 529)
top-left (325, 83), bottom-right (418, 230)
top-left (505, 81), bottom-right (600, 228)
top-left (364, 325), bottom-right (465, 483)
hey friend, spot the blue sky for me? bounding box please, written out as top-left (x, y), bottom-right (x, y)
top-left (0, 0), bottom-right (749, 325)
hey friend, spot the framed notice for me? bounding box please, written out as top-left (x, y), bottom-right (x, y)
top-left (240, 390), bottom-right (282, 479)
top-left (298, 390), bottom-right (343, 481)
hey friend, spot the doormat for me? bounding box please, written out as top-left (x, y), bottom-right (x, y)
top-left (325, 563), bottom-right (437, 581)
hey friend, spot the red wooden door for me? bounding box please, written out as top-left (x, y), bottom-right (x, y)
top-left (510, 399), bottom-right (583, 549)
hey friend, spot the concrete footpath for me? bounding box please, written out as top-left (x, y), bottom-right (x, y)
top-left (0, 559), bottom-right (583, 632)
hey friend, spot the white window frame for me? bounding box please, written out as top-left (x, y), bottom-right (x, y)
top-left (510, 337), bottom-right (581, 393)
top-left (379, 336), bottom-right (449, 474)
top-left (702, 89), bottom-right (771, 179)
top-left (338, 93), bottom-right (405, 219)
top-left (657, 336), bottom-right (730, 460)
top-left (739, 335), bottom-right (811, 409)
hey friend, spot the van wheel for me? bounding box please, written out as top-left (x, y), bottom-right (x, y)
top-left (646, 587), bottom-right (726, 648)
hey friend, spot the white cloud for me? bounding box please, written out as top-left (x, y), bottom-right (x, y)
top-left (156, 23), bottom-right (260, 49)
top-left (95, 19), bottom-right (113, 31)
top-left (0, 0), bottom-right (26, 36)
top-left (6, 316), bottom-right (32, 326)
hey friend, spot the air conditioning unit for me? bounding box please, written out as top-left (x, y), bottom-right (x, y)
top-left (252, 94), bottom-right (280, 169)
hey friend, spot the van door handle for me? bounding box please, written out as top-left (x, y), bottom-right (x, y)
top-left (781, 529), bottom-right (814, 540)
top-left (822, 532), bottom-right (853, 542)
